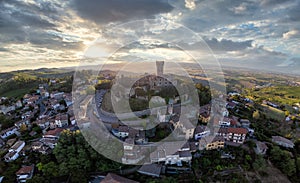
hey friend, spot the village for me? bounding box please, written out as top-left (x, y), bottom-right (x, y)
top-left (0, 62), bottom-right (299, 182)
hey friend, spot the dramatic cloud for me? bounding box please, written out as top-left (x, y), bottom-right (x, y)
top-left (70, 0), bottom-right (173, 24)
top-left (0, 0), bottom-right (299, 73)
top-left (205, 38), bottom-right (253, 52)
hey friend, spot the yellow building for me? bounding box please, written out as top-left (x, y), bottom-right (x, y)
top-left (199, 136), bottom-right (225, 150)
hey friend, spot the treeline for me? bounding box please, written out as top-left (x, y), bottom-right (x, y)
top-left (27, 130), bottom-right (122, 183)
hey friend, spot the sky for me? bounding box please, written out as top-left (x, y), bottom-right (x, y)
top-left (0, 0), bottom-right (299, 74)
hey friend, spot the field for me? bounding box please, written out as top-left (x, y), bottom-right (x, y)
top-left (248, 86), bottom-right (300, 105)
top-left (260, 104), bottom-right (285, 121)
top-left (0, 68), bottom-right (74, 99)
top-left (1, 87), bottom-right (35, 99)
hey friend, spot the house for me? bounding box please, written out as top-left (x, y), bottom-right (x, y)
top-left (31, 141), bottom-right (50, 154)
top-left (50, 91), bottom-right (64, 99)
top-left (150, 141), bottom-right (192, 166)
top-left (272, 136), bottom-right (295, 148)
top-left (112, 125), bottom-right (129, 138)
top-left (41, 128), bottom-right (63, 148)
top-left (34, 118), bottom-right (50, 129)
top-left (55, 114), bottom-right (68, 127)
top-left (199, 136), bottom-right (225, 150)
top-left (0, 126), bottom-right (17, 139)
top-left (216, 127), bottom-right (228, 138)
top-left (181, 120), bottom-right (196, 140)
top-left (216, 127), bottom-right (248, 144)
top-left (50, 99), bottom-right (60, 110)
top-left (26, 95), bottom-right (39, 105)
top-left (6, 138), bottom-right (17, 147)
top-left (16, 165), bottom-right (34, 183)
top-left (173, 118), bottom-right (196, 140)
top-left (49, 119), bottom-right (56, 129)
top-left (40, 88), bottom-right (49, 98)
top-left (226, 101), bottom-right (236, 109)
top-left (0, 105), bottom-right (16, 114)
top-left (199, 105), bottom-right (210, 121)
top-left (31, 141), bottom-right (43, 151)
top-left (122, 138), bottom-right (145, 164)
top-left (4, 141), bottom-right (25, 162)
top-left (137, 164), bottom-right (162, 177)
top-left (240, 119), bottom-right (250, 128)
top-left (219, 117), bottom-right (231, 127)
top-left (254, 141), bottom-right (268, 155)
top-left (199, 112), bottom-right (210, 123)
top-left (194, 126), bottom-right (210, 140)
top-left (40, 138), bottom-right (58, 149)
top-left (70, 116), bottom-right (76, 125)
top-left (157, 110), bottom-right (171, 123)
top-left (135, 130), bottom-right (148, 145)
top-left (101, 173), bottom-right (138, 183)
top-left (15, 100), bottom-right (23, 108)
top-left (43, 128), bottom-right (64, 139)
top-left (227, 127), bottom-right (248, 144)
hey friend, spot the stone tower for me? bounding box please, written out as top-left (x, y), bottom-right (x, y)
top-left (156, 61), bottom-right (164, 76)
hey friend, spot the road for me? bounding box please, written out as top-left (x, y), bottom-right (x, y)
top-left (94, 89), bottom-right (190, 123)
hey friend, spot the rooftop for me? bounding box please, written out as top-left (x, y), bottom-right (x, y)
top-left (11, 141), bottom-right (25, 151)
top-left (16, 165), bottom-right (34, 175)
top-left (138, 164), bottom-right (162, 177)
top-left (228, 127), bottom-right (248, 134)
top-left (44, 128), bottom-right (64, 136)
top-left (194, 126), bottom-right (210, 134)
top-left (101, 173), bottom-right (138, 183)
top-left (272, 136), bottom-right (295, 147)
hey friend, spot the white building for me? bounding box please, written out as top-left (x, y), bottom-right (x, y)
top-left (194, 126), bottom-right (210, 140)
top-left (4, 141), bottom-right (25, 162)
top-left (0, 126), bottom-right (17, 139)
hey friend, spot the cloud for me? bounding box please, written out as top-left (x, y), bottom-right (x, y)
top-left (205, 38), bottom-right (253, 52)
top-left (70, 0), bottom-right (173, 24)
top-left (185, 0), bottom-right (196, 10)
top-left (283, 29), bottom-right (300, 39)
top-left (0, 47), bottom-right (9, 52)
top-left (260, 0), bottom-right (291, 7)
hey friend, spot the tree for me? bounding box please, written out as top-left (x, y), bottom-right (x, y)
top-left (270, 146), bottom-right (296, 177)
top-left (41, 162), bottom-right (59, 177)
top-left (53, 130), bottom-right (122, 183)
top-left (27, 175), bottom-right (49, 183)
top-left (201, 158), bottom-right (211, 168)
top-left (20, 124), bottom-right (27, 132)
top-left (0, 114), bottom-right (14, 129)
top-left (253, 110), bottom-right (260, 120)
top-left (252, 155), bottom-right (266, 170)
top-left (285, 111), bottom-right (290, 117)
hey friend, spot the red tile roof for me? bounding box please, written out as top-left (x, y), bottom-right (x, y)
top-left (228, 127), bottom-right (248, 134)
top-left (16, 166), bottom-right (34, 175)
top-left (45, 128), bottom-right (64, 136)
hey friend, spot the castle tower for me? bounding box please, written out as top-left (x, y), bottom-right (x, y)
top-left (156, 61), bottom-right (164, 76)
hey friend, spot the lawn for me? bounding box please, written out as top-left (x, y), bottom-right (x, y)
top-left (247, 86), bottom-right (300, 105)
top-left (1, 86), bottom-right (35, 99)
top-left (260, 104), bottom-right (285, 121)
